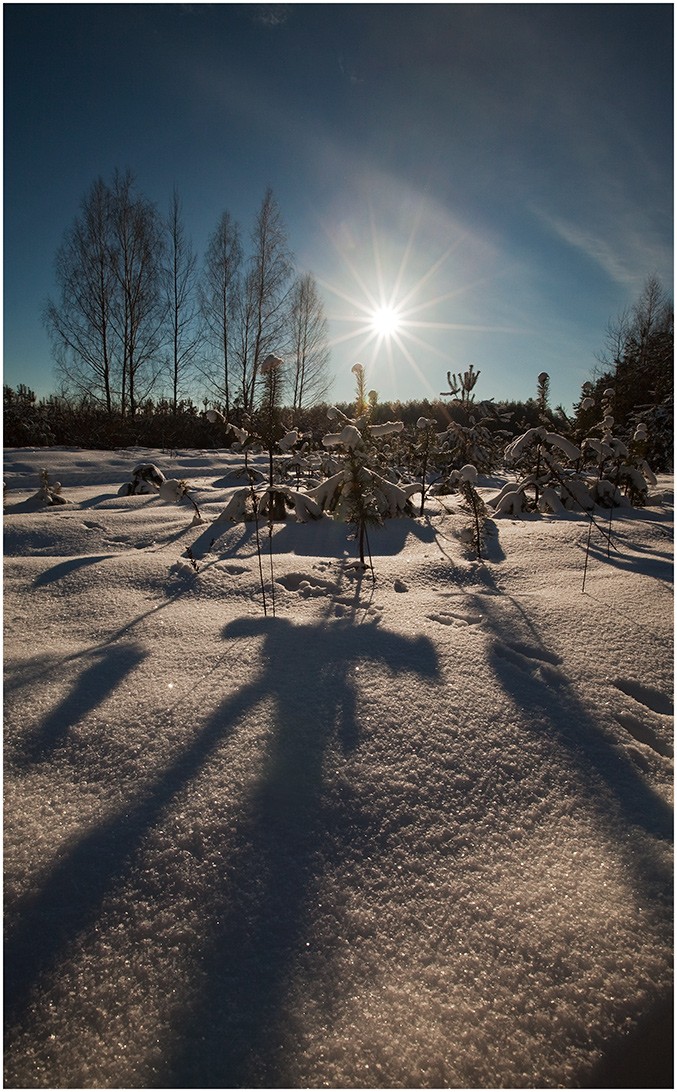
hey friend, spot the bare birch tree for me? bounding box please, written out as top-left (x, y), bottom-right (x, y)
top-left (109, 170), bottom-right (166, 417)
top-left (236, 188), bottom-right (293, 414)
top-left (199, 210), bottom-right (242, 416)
top-left (164, 187), bottom-right (200, 414)
top-left (286, 272), bottom-right (332, 410)
top-left (44, 177), bottom-right (117, 412)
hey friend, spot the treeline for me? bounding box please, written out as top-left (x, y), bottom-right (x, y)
top-left (44, 172), bottom-right (332, 420)
top-left (18, 175), bottom-right (677, 474)
top-left (573, 275), bottom-right (673, 472)
top-left (2, 380), bottom-right (568, 454)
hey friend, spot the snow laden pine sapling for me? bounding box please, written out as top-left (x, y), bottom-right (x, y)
top-left (208, 356), bottom-right (288, 615)
top-left (118, 463), bottom-right (166, 496)
top-left (491, 427), bottom-right (586, 516)
top-left (159, 477), bottom-right (204, 525)
top-left (581, 388), bottom-right (656, 508)
top-left (308, 366), bottom-right (417, 571)
top-left (437, 364), bottom-right (507, 477)
top-left (333, 428), bottom-right (380, 573)
top-left (413, 417), bottom-right (440, 516)
top-left (455, 464), bottom-right (487, 559)
top-left (580, 389), bottom-right (658, 575)
top-left (257, 352), bottom-right (286, 616)
top-left (34, 468), bottom-right (68, 506)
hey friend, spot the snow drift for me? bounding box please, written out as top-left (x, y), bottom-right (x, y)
top-left (3, 447), bottom-right (673, 1089)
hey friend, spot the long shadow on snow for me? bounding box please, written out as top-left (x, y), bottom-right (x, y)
top-left (472, 589), bottom-right (673, 1080)
top-left (4, 616), bottom-right (439, 1088)
top-left (163, 614), bottom-right (440, 1088)
top-left (583, 540), bottom-right (674, 583)
top-left (481, 592), bottom-right (672, 867)
top-left (187, 514), bottom-right (438, 565)
top-left (32, 554), bottom-right (117, 587)
top-left (10, 643), bottom-right (148, 766)
top-left (4, 577), bottom-right (199, 698)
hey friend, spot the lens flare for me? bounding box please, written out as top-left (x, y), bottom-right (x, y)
top-left (369, 305), bottom-right (402, 338)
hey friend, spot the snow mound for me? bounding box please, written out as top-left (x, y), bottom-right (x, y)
top-left (3, 448), bottom-right (673, 1090)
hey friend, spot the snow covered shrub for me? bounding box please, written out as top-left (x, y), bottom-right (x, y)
top-left (258, 353), bottom-right (290, 521)
top-left (411, 417), bottom-right (442, 516)
top-left (158, 478), bottom-right (204, 524)
top-left (32, 468), bottom-right (68, 506)
top-left (436, 364), bottom-right (508, 475)
top-left (309, 378), bottom-right (418, 568)
top-left (279, 446), bottom-right (315, 489)
top-left (580, 388), bottom-right (657, 507)
top-left (118, 463), bottom-right (166, 496)
top-left (441, 414), bottom-right (497, 474)
top-left (629, 398), bottom-right (673, 473)
top-left (215, 484), bottom-right (322, 526)
top-left (493, 427), bottom-right (587, 514)
top-left (455, 464), bottom-right (487, 558)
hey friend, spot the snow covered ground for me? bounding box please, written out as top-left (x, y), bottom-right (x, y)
top-left (3, 446), bottom-right (673, 1089)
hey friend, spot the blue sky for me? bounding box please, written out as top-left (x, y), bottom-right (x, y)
top-left (4, 2), bottom-right (673, 413)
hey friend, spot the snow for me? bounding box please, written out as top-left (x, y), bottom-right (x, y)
top-left (3, 446), bottom-right (674, 1089)
top-left (322, 424), bottom-right (363, 450)
top-left (368, 421), bottom-right (405, 437)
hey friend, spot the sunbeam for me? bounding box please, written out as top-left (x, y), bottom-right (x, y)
top-left (317, 192), bottom-right (520, 399)
top-left (369, 305), bottom-right (402, 338)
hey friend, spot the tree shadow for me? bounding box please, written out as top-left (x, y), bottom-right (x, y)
top-left (483, 518), bottom-right (506, 562)
top-left (32, 554), bottom-right (116, 587)
top-left (480, 592), bottom-right (673, 866)
top-left (164, 615), bottom-right (440, 1087)
top-left (11, 643), bottom-right (148, 766)
top-left (78, 492), bottom-right (123, 508)
top-left (582, 991), bottom-right (674, 1088)
top-left (584, 540), bottom-right (674, 583)
top-left (4, 578), bottom-right (197, 701)
top-left (4, 616), bottom-right (439, 1089)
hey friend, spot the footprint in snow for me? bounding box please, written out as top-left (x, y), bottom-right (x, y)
top-left (221, 563), bottom-right (249, 575)
top-left (615, 711), bottom-right (673, 759)
top-left (428, 610), bottom-right (485, 628)
top-left (613, 677), bottom-right (674, 717)
top-left (276, 572), bottom-right (340, 598)
top-left (83, 520), bottom-right (105, 531)
top-left (492, 640), bottom-right (565, 685)
top-left (500, 640), bottom-right (562, 666)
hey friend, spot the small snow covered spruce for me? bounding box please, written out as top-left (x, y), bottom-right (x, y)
top-left (581, 389), bottom-right (656, 507)
top-left (494, 427), bottom-right (588, 515)
top-left (450, 464), bottom-right (487, 558)
top-left (412, 417), bottom-right (441, 516)
top-left (118, 463), bottom-right (166, 496)
top-left (310, 376), bottom-right (418, 568)
top-left (33, 468), bottom-right (68, 506)
top-left (159, 478), bottom-right (204, 524)
top-left (257, 352), bottom-right (290, 521)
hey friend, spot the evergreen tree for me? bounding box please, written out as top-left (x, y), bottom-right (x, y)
top-left (576, 276), bottom-right (673, 469)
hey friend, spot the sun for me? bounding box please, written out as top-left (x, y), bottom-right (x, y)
top-left (317, 194), bottom-right (521, 399)
top-left (369, 305), bottom-right (402, 338)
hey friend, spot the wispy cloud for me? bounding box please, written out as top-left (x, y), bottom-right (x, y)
top-left (531, 203), bottom-right (671, 291)
top-left (252, 5), bottom-right (290, 28)
top-left (338, 54), bottom-right (364, 86)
